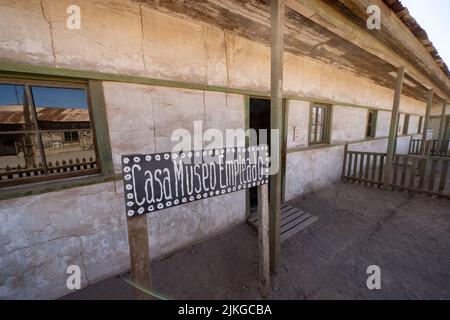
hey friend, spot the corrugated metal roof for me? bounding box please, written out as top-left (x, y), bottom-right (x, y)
top-left (384, 0), bottom-right (450, 79)
top-left (0, 105), bottom-right (90, 124)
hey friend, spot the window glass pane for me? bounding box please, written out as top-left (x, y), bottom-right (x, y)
top-left (317, 124), bottom-right (324, 142)
top-left (30, 86), bottom-right (96, 172)
top-left (0, 84), bottom-right (38, 175)
top-left (310, 105), bottom-right (329, 144)
top-left (1, 83), bottom-right (99, 185)
top-left (317, 107), bottom-right (322, 117)
top-left (319, 107), bottom-right (326, 125)
top-left (366, 111), bottom-right (374, 137)
top-left (0, 133), bottom-right (46, 178)
top-left (403, 115), bottom-right (409, 134)
top-left (366, 124), bottom-right (372, 137)
top-left (32, 86), bottom-right (88, 109)
top-left (0, 84), bottom-right (28, 132)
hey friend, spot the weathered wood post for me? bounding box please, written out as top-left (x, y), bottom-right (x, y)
top-left (122, 147), bottom-right (270, 300)
top-left (438, 100), bottom-right (448, 153)
top-left (126, 216), bottom-right (152, 300)
top-left (269, 0), bottom-right (285, 273)
top-left (258, 184), bottom-right (270, 297)
top-left (341, 143), bottom-right (349, 182)
top-left (383, 66), bottom-right (404, 189)
top-left (421, 89), bottom-right (434, 155)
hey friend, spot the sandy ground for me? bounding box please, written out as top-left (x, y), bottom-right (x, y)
top-left (64, 182), bottom-right (450, 300)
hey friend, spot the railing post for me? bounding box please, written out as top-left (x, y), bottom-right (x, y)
top-left (341, 143), bottom-right (348, 182)
top-left (383, 66), bottom-right (404, 189)
top-left (421, 89), bottom-right (434, 155)
top-left (438, 100), bottom-right (448, 154)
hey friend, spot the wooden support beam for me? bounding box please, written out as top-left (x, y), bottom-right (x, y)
top-left (383, 66), bottom-right (404, 188)
top-left (421, 89), bottom-right (434, 155)
top-left (438, 101), bottom-right (448, 141)
top-left (286, 0), bottom-right (450, 101)
top-left (269, 0), bottom-right (285, 273)
top-left (258, 184), bottom-right (271, 297)
top-left (126, 215), bottom-right (152, 300)
top-left (339, 0), bottom-right (450, 100)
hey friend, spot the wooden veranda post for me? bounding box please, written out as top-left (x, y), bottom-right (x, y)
top-left (127, 216), bottom-right (152, 300)
top-left (421, 89), bottom-right (434, 155)
top-left (383, 66), bottom-right (404, 188)
top-left (438, 100), bottom-right (448, 152)
top-left (258, 184), bottom-right (270, 297)
top-left (269, 0), bottom-right (285, 273)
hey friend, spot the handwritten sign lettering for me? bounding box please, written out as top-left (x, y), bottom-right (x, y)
top-left (122, 146), bottom-right (270, 217)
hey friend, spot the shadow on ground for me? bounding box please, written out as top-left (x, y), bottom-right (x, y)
top-left (64, 182), bottom-right (450, 300)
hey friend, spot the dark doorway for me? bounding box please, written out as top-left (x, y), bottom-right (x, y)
top-left (249, 97), bottom-right (271, 214)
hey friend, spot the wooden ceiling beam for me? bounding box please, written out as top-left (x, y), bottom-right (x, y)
top-left (286, 0), bottom-right (450, 101)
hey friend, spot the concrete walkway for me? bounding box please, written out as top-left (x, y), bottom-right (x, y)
top-left (64, 183), bottom-right (450, 300)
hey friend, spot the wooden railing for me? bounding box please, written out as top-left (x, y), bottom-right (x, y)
top-left (390, 154), bottom-right (449, 197)
top-left (341, 151), bottom-right (386, 187)
top-left (409, 139), bottom-right (449, 156)
top-left (342, 150), bottom-right (450, 199)
top-left (0, 157), bottom-right (97, 181)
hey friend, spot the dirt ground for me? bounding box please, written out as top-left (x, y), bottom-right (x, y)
top-left (64, 182), bottom-right (450, 300)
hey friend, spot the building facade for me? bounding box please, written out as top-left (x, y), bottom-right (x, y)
top-left (0, 0), bottom-right (449, 299)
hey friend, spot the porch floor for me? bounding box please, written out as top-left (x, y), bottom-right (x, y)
top-left (63, 183), bottom-right (450, 300)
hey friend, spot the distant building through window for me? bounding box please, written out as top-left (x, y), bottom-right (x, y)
top-left (0, 81), bottom-right (98, 187)
top-left (64, 131), bottom-right (80, 142)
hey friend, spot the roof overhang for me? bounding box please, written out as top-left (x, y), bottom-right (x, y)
top-left (136, 0), bottom-right (450, 104)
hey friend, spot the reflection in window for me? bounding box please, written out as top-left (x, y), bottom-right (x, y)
top-left (0, 82), bottom-right (98, 186)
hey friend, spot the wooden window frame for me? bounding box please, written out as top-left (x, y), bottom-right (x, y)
top-left (309, 103), bottom-right (331, 146)
top-left (0, 75), bottom-right (114, 198)
top-left (366, 109), bottom-right (377, 138)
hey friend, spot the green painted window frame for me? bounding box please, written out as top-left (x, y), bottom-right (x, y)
top-left (309, 103), bottom-right (332, 146)
top-left (0, 74), bottom-right (114, 200)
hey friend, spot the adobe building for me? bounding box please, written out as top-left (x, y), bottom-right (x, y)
top-left (0, 0), bottom-right (449, 299)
